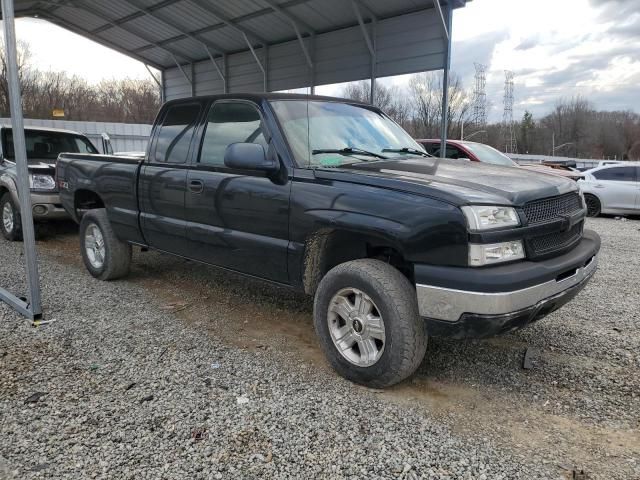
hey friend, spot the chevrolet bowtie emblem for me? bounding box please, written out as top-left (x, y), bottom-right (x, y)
top-left (558, 214), bottom-right (572, 232)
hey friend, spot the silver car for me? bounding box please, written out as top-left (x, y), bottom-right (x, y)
top-left (579, 162), bottom-right (640, 217)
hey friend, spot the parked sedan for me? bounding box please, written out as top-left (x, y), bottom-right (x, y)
top-left (579, 162), bottom-right (640, 217)
top-left (416, 139), bottom-right (583, 180)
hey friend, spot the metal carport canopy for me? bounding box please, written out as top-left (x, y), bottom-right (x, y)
top-left (14, 0), bottom-right (468, 99)
top-left (0, 0), bottom-right (468, 321)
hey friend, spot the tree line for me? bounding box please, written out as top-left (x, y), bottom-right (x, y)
top-left (341, 76), bottom-right (640, 160)
top-left (0, 41), bottom-right (161, 124)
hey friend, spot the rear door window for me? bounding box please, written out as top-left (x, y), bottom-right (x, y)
top-left (592, 167), bottom-right (637, 182)
top-left (153, 103), bottom-right (202, 164)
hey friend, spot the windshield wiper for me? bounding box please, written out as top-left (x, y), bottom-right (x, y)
top-left (312, 147), bottom-right (388, 160)
top-left (382, 147), bottom-right (432, 157)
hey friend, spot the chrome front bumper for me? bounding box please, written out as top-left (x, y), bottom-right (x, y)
top-left (416, 254), bottom-right (598, 322)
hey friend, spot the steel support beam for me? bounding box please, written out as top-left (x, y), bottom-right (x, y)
top-left (145, 64), bottom-right (162, 89)
top-left (0, 0), bottom-right (42, 321)
top-left (170, 54), bottom-right (193, 94)
top-left (260, 0), bottom-right (314, 68)
top-left (38, 11), bottom-right (164, 69)
top-left (352, 0), bottom-right (377, 104)
top-left (123, 0), bottom-right (228, 56)
top-left (188, 0), bottom-right (269, 46)
top-left (439, 1), bottom-right (453, 161)
top-left (66, 0), bottom-right (196, 63)
top-left (432, 0), bottom-right (450, 40)
top-left (204, 47), bottom-right (227, 92)
top-left (242, 33), bottom-right (267, 91)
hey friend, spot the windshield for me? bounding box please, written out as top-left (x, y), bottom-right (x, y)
top-left (462, 142), bottom-right (517, 167)
top-left (2, 129), bottom-right (98, 161)
top-left (269, 100), bottom-right (425, 167)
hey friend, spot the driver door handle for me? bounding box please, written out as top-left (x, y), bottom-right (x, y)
top-left (189, 179), bottom-right (204, 194)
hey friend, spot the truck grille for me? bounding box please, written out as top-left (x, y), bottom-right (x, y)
top-left (529, 222), bottom-right (583, 257)
top-left (523, 192), bottom-right (582, 225)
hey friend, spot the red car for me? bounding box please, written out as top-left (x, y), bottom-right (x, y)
top-left (416, 139), bottom-right (583, 180)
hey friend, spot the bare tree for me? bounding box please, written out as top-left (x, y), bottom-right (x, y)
top-left (0, 40), bottom-right (161, 123)
top-left (407, 72), bottom-right (472, 139)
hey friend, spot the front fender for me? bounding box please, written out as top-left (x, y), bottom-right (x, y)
top-left (0, 173), bottom-right (19, 205)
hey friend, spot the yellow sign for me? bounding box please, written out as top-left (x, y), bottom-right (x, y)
top-left (52, 108), bottom-right (65, 118)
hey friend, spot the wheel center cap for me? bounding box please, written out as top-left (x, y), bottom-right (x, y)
top-left (352, 318), bottom-right (364, 333)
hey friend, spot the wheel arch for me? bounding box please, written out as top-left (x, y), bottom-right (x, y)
top-left (74, 189), bottom-right (105, 220)
top-left (301, 227), bottom-right (413, 296)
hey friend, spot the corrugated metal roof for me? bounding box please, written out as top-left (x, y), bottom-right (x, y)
top-left (14, 0), bottom-right (468, 70)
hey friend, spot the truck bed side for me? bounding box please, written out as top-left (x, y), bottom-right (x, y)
top-left (57, 153), bottom-right (145, 244)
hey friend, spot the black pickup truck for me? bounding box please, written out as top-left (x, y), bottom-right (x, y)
top-left (56, 94), bottom-right (600, 387)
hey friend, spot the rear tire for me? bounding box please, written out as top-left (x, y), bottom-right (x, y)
top-left (585, 194), bottom-right (601, 217)
top-left (0, 192), bottom-right (22, 241)
top-left (313, 259), bottom-right (427, 388)
top-left (79, 208), bottom-right (131, 280)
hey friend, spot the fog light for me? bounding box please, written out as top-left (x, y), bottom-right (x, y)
top-left (33, 205), bottom-right (47, 215)
top-left (469, 240), bottom-right (525, 266)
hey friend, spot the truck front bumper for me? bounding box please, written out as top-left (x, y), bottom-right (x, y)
top-left (415, 229), bottom-right (600, 339)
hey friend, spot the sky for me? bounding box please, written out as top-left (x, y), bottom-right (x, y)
top-left (3, 0), bottom-right (640, 122)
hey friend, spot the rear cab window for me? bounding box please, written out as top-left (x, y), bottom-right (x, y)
top-left (153, 103), bottom-right (202, 164)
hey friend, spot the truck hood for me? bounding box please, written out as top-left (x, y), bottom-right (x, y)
top-left (314, 157), bottom-right (577, 206)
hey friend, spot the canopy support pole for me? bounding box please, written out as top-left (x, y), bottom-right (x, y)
top-left (438, 1), bottom-right (453, 162)
top-left (0, 0), bottom-right (42, 321)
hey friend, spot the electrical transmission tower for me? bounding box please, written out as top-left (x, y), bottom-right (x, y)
top-left (502, 70), bottom-right (517, 153)
top-left (472, 63), bottom-right (487, 130)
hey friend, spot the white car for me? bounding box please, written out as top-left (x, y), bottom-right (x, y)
top-left (579, 162), bottom-right (640, 216)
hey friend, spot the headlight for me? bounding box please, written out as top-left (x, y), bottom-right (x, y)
top-left (462, 205), bottom-right (520, 231)
top-left (29, 174), bottom-right (56, 191)
top-left (469, 240), bottom-right (525, 266)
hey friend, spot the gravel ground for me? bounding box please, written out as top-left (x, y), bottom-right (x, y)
top-left (1, 217), bottom-right (639, 479)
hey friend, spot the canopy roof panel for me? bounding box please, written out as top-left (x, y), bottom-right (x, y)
top-left (9, 0), bottom-right (468, 98)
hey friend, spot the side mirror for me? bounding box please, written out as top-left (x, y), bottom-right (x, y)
top-left (224, 143), bottom-right (278, 172)
top-left (457, 157), bottom-right (471, 162)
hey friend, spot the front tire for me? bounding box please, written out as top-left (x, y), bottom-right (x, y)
top-left (585, 194), bottom-right (601, 217)
top-left (0, 192), bottom-right (22, 241)
top-left (79, 209), bottom-right (131, 280)
top-left (314, 259), bottom-right (427, 388)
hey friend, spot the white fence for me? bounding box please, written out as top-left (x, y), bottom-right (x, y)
top-left (0, 118), bottom-right (152, 154)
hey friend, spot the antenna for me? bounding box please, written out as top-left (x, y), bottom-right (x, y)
top-left (502, 70), bottom-right (517, 153)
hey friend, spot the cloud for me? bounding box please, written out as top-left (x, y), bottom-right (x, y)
top-left (450, 29), bottom-right (509, 84)
top-left (515, 36), bottom-right (539, 51)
